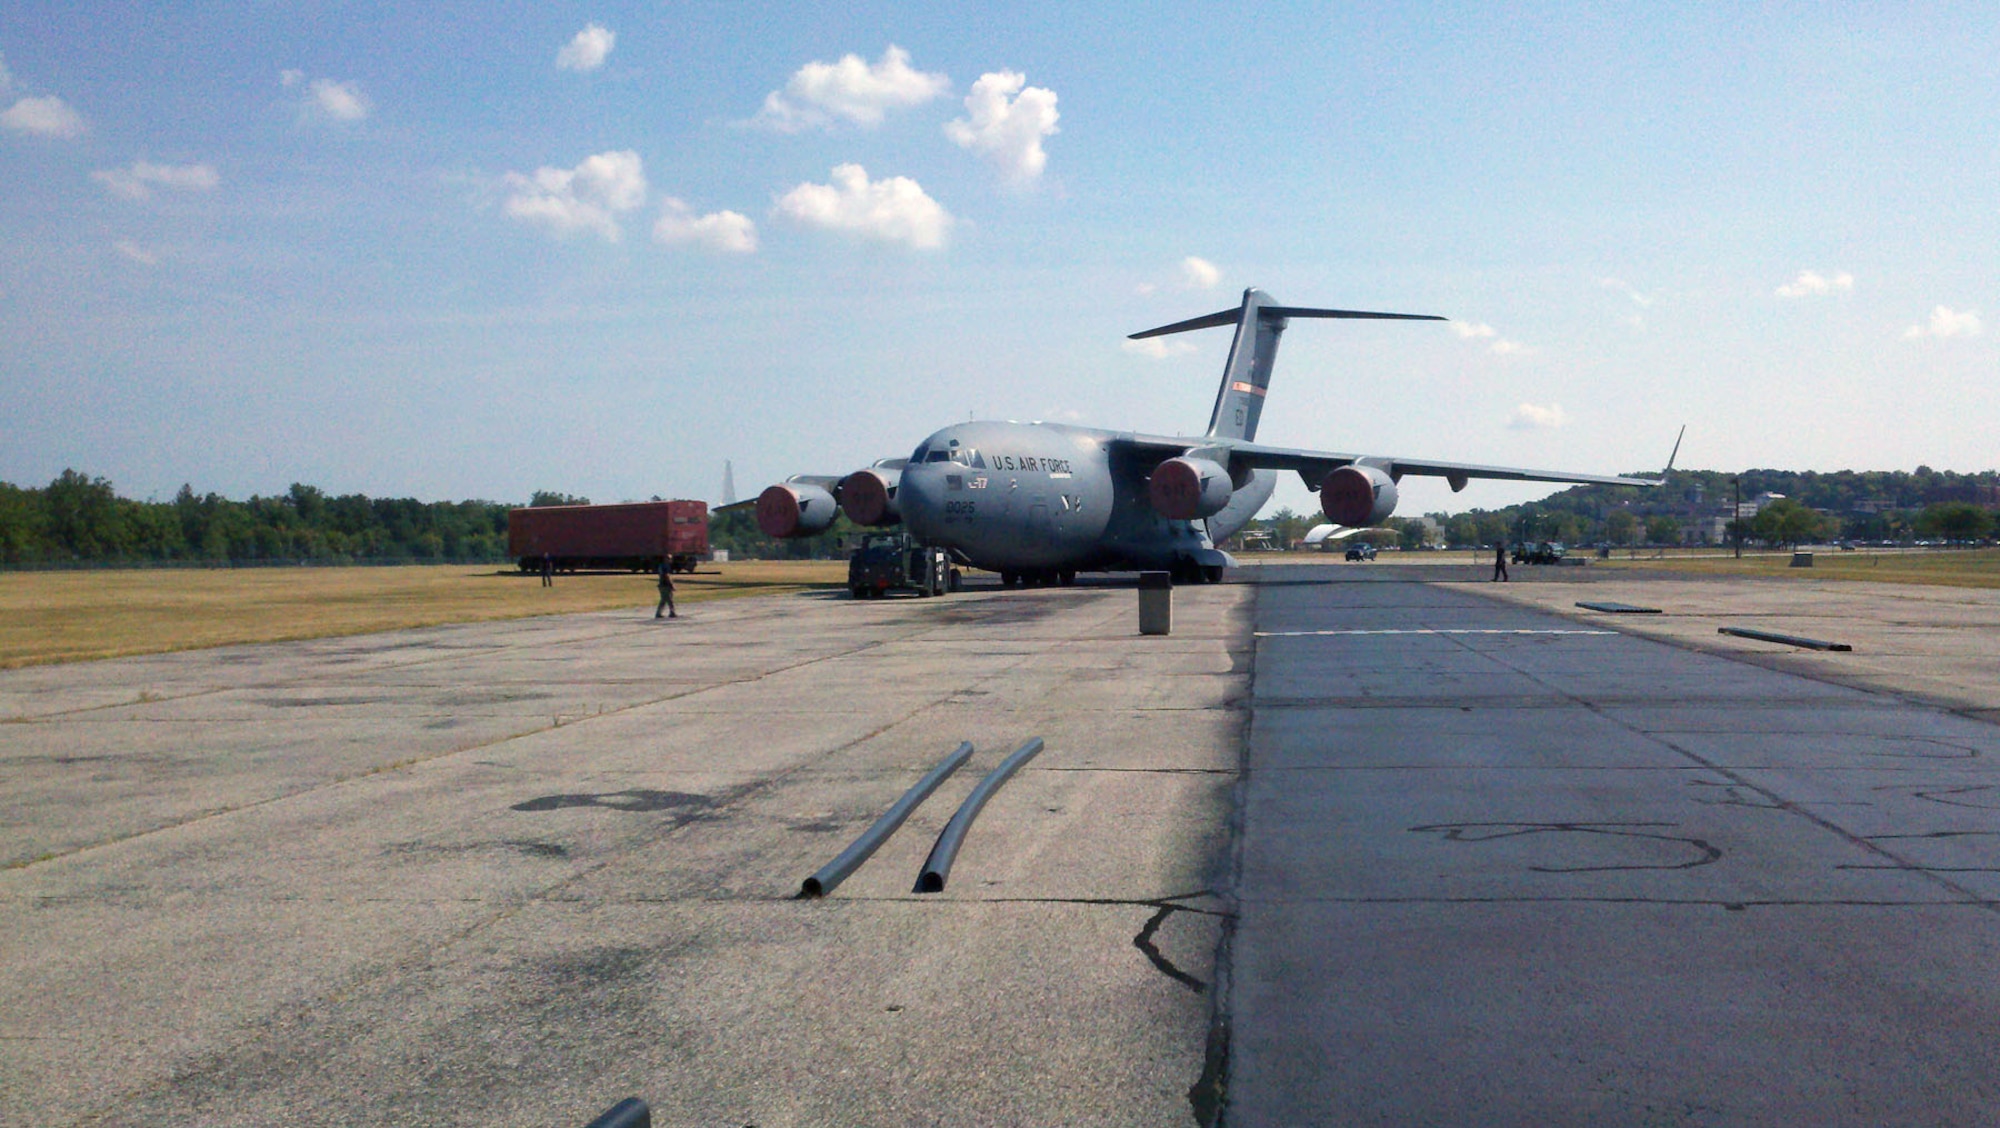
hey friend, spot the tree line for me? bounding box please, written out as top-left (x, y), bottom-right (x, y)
top-left (0, 471), bottom-right (518, 566)
top-left (1246, 467), bottom-right (1999, 551)
top-left (4, 465), bottom-right (1993, 568)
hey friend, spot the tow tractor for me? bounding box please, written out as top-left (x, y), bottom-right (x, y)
top-left (848, 532), bottom-right (958, 598)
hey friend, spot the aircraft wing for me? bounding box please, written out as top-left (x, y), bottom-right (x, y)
top-left (1221, 440), bottom-right (1662, 492)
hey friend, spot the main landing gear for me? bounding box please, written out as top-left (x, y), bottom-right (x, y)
top-left (1169, 560), bottom-right (1226, 585)
top-left (998, 569), bottom-right (1078, 588)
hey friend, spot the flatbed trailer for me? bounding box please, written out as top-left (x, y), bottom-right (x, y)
top-left (508, 500), bottom-right (709, 573)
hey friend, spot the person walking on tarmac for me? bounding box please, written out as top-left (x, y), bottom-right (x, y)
top-left (1493, 540), bottom-right (1509, 582)
top-left (540, 553), bottom-right (554, 587)
top-left (655, 560), bottom-right (677, 619)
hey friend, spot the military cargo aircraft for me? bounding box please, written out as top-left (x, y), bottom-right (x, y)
top-left (751, 288), bottom-right (1660, 586)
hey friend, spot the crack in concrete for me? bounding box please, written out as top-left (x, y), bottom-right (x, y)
top-left (1409, 820), bottom-right (1723, 872)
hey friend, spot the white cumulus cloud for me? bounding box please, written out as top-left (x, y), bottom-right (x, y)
top-left (654, 198), bottom-right (757, 253)
top-left (1180, 256), bottom-right (1219, 290)
top-left (1122, 337), bottom-right (1197, 360)
top-left (2, 94), bottom-right (86, 138)
top-left (1598, 277), bottom-right (1654, 307)
top-left (1903, 306), bottom-right (1982, 340)
top-left (92, 160), bottom-right (220, 201)
top-left (306, 77), bottom-right (370, 122)
top-left (503, 150), bottom-right (647, 242)
top-left (1774, 269), bottom-right (1854, 298)
top-left (944, 70), bottom-right (1058, 181)
top-left (753, 46), bottom-right (948, 131)
top-left (557, 24), bottom-right (614, 72)
top-left (113, 240), bottom-right (158, 266)
top-left (1508, 403), bottom-right (1568, 429)
top-left (1450, 321), bottom-right (1526, 354)
top-left (775, 164), bottom-right (952, 250)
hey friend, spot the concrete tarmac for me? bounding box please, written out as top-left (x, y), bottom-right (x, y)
top-left (1227, 563), bottom-right (2000, 1125)
top-left (8, 563), bottom-right (2000, 1125)
top-left (0, 582), bottom-right (1247, 1126)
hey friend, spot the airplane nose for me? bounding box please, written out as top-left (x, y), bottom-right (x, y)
top-left (900, 463), bottom-right (944, 538)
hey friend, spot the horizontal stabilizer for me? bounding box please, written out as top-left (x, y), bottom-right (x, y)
top-left (1129, 305), bottom-right (1444, 339)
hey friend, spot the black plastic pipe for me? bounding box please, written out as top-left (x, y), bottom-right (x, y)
top-left (1719, 626), bottom-right (1852, 652)
top-left (801, 741), bottom-right (975, 898)
top-left (583, 1097), bottom-right (651, 1128)
top-left (915, 737), bottom-right (1046, 893)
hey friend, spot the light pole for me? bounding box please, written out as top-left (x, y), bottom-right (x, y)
top-left (1733, 476), bottom-right (1742, 559)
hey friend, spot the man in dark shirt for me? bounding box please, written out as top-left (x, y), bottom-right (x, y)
top-left (655, 561), bottom-right (677, 618)
top-left (1493, 541), bottom-right (1509, 582)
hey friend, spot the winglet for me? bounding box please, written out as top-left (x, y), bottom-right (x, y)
top-left (1665, 425), bottom-right (1685, 474)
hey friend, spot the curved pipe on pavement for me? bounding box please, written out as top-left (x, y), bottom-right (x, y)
top-left (915, 737), bottom-right (1046, 894)
top-left (801, 742), bottom-right (975, 898)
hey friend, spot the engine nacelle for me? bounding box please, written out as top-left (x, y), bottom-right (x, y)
top-left (1149, 457), bottom-right (1234, 520)
top-left (756, 482), bottom-right (839, 538)
top-left (1320, 464), bottom-right (1399, 527)
top-left (838, 467), bottom-right (902, 527)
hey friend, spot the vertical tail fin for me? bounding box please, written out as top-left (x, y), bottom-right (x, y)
top-left (1209, 289), bottom-right (1282, 441)
top-left (1128, 290), bottom-right (1446, 443)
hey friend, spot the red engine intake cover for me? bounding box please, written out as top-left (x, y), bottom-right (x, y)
top-left (1320, 465), bottom-right (1396, 527)
top-left (839, 470), bottom-right (893, 526)
top-left (1148, 457), bottom-right (1232, 520)
top-left (755, 485), bottom-right (805, 538)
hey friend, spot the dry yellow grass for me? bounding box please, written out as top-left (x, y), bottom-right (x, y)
top-left (1591, 546), bottom-right (2000, 588)
top-left (0, 560), bottom-right (848, 669)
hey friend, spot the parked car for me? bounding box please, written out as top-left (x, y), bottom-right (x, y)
top-left (1512, 540), bottom-right (1567, 565)
top-left (1345, 542), bottom-right (1378, 561)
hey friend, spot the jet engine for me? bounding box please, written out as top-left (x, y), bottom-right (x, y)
top-left (1320, 464), bottom-right (1398, 527)
top-left (1149, 457), bottom-right (1234, 520)
top-left (756, 482), bottom-right (839, 538)
top-left (838, 467), bottom-right (901, 527)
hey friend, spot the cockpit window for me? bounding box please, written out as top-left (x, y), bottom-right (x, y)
top-left (910, 443), bottom-right (930, 464)
top-left (926, 450), bottom-right (953, 463)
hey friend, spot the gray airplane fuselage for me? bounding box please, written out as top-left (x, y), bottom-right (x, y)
top-left (899, 420), bottom-right (1272, 575)
top-left (749, 289), bottom-right (1661, 586)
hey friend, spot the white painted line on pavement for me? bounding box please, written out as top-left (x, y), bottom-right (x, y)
top-left (1255, 628), bottom-right (1619, 637)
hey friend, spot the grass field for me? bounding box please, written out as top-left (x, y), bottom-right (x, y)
top-left (1590, 546), bottom-right (2000, 587)
top-left (0, 560), bottom-right (848, 669)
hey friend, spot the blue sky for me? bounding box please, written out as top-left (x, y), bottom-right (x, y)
top-left (3, 3), bottom-right (1994, 518)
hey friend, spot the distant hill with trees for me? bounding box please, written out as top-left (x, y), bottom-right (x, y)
top-left (1244, 466), bottom-right (2000, 550)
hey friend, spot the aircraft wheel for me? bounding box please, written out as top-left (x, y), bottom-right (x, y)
top-left (849, 586), bottom-right (864, 599)
top-left (948, 569), bottom-right (963, 592)
top-left (1000, 570), bottom-right (1019, 588)
top-left (1059, 570), bottom-right (1077, 586)
top-left (1202, 565), bottom-right (1225, 584)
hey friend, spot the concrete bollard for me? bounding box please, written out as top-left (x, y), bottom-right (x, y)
top-left (1790, 551), bottom-right (1814, 568)
top-left (1138, 570), bottom-right (1172, 635)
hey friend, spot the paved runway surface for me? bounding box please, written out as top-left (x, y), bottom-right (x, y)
top-left (1228, 564), bottom-right (2000, 1125)
top-left (7, 563), bottom-right (2000, 1125)
top-left (1, 582), bottom-right (1245, 1126)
